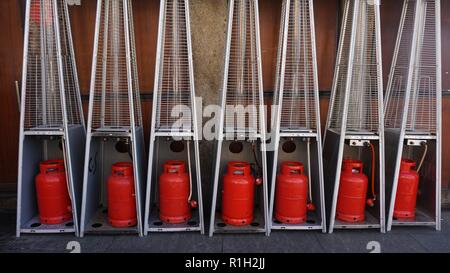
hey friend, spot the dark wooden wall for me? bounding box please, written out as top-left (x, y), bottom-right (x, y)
top-left (0, 1), bottom-right (24, 190)
top-left (0, 0), bottom-right (449, 196)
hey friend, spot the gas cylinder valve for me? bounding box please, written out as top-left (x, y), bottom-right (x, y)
top-left (255, 177), bottom-right (263, 186)
top-left (190, 200), bottom-right (198, 209)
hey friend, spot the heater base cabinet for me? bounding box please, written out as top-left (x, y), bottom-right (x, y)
top-left (80, 131), bottom-right (146, 237)
top-left (17, 128), bottom-right (85, 237)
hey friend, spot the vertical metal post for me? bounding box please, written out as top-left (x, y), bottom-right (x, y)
top-left (309, 0), bottom-right (327, 233)
top-left (328, 0), bottom-right (360, 233)
top-left (435, 0), bottom-right (442, 231)
top-left (80, 0), bottom-right (102, 237)
top-left (208, 0), bottom-right (235, 237)
top-left (374, 0), bottom-right (386, 233)
top-left (16, 0), bottom-right (32, 238)
top-left (386, 0), bottom-right (422, 231)
top-left (123, 0), bottom-right (143, 237)
top-left (185, 0), bottom-right (205, 234)
top-left (268, 0), bottom-right (290, 232)
top-left (144, 0), bottom-right (166, 236)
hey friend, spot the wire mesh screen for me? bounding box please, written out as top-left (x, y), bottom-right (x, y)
top-left (58, 0), bottom-right (82, 126)
top-left (274, 0), bottom-right (317, 131)
top-left (329, 0), bottom-right (381, 133)
top-left (128, 0), bottom-right (143, 128)
top-left (328, 0), bottom-right (354, 131)
top-left (407, 0), bottom-right (438, 133)
top-left (24, 0), bottom-right (82, 130)
top-left (385, 1), bottom-right (416, 130)
top-left (385, 0), bottom-right (438, 133)
top-left (273, 0), bottom-right (287, 109)
top-left (155, 0), bottom-right (193, 132)
top-left (224, 0), bottom-right (262, 134)
top-left (91, 0), bottom-right (142, 130)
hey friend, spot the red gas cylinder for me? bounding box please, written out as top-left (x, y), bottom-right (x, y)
top-left (394, 159), bottom-right (420, 219)
top-left (159, 160), bottom-right (194, 224)
top-left (222, 162), bottom-right (259, 226)
top-left (336, 160), bottom-right (369, 222)
top-left (275, 162), bottom-right (308, 224)
top-left (107, 162), bottom-right (137, 228)
top-left (35, 160), bottom-right (72, 225)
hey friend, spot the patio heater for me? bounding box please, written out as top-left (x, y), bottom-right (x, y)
top-left (16, 0), bottom-right (85, 237)
top-left (80, 0), bottom-right (146, 237)
top-left (208, 0), bottom-right (269, 237)
top-left (323, 0), bottom-right (386, 233)
top-left (144, 0), bottom-right (205, 235)
top-left (268, 0), bottom-right (326, 233)
top-left (384, 0), bottom-right (442, 231)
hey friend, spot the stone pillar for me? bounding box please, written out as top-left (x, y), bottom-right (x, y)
top-left (189, 0), bottom-right (228, 208)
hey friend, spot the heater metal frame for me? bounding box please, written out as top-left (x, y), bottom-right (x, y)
top-left (144, 0), bottom-right (205, 235)
top-left (323, 0), bottom-right (386, 234)
top-left (209, 0), bottom-right (269, 237)
top-left (16, 0), bottom-right (86, 237)
top-left (268, 0), bottom-right (326, 234)
top-left (385, 0), bottom-right (442, 231)
top-left (80, 0), bottom-right (146, 237)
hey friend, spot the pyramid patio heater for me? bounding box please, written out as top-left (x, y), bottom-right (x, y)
top-left (209, 0), bottom-right (269, 237)
top-left (323, 0), bottom-right (385, 233)
top-left (16, 0), bottom-right (85, 237)
top-left (268, 0), bottom-right (326, 234)
top-left (144, 0), bottom-right (204, 235)
top-left (80, 0), bottom-right (146, 236)
top-left (384, 0), bottom-right (442, 231)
